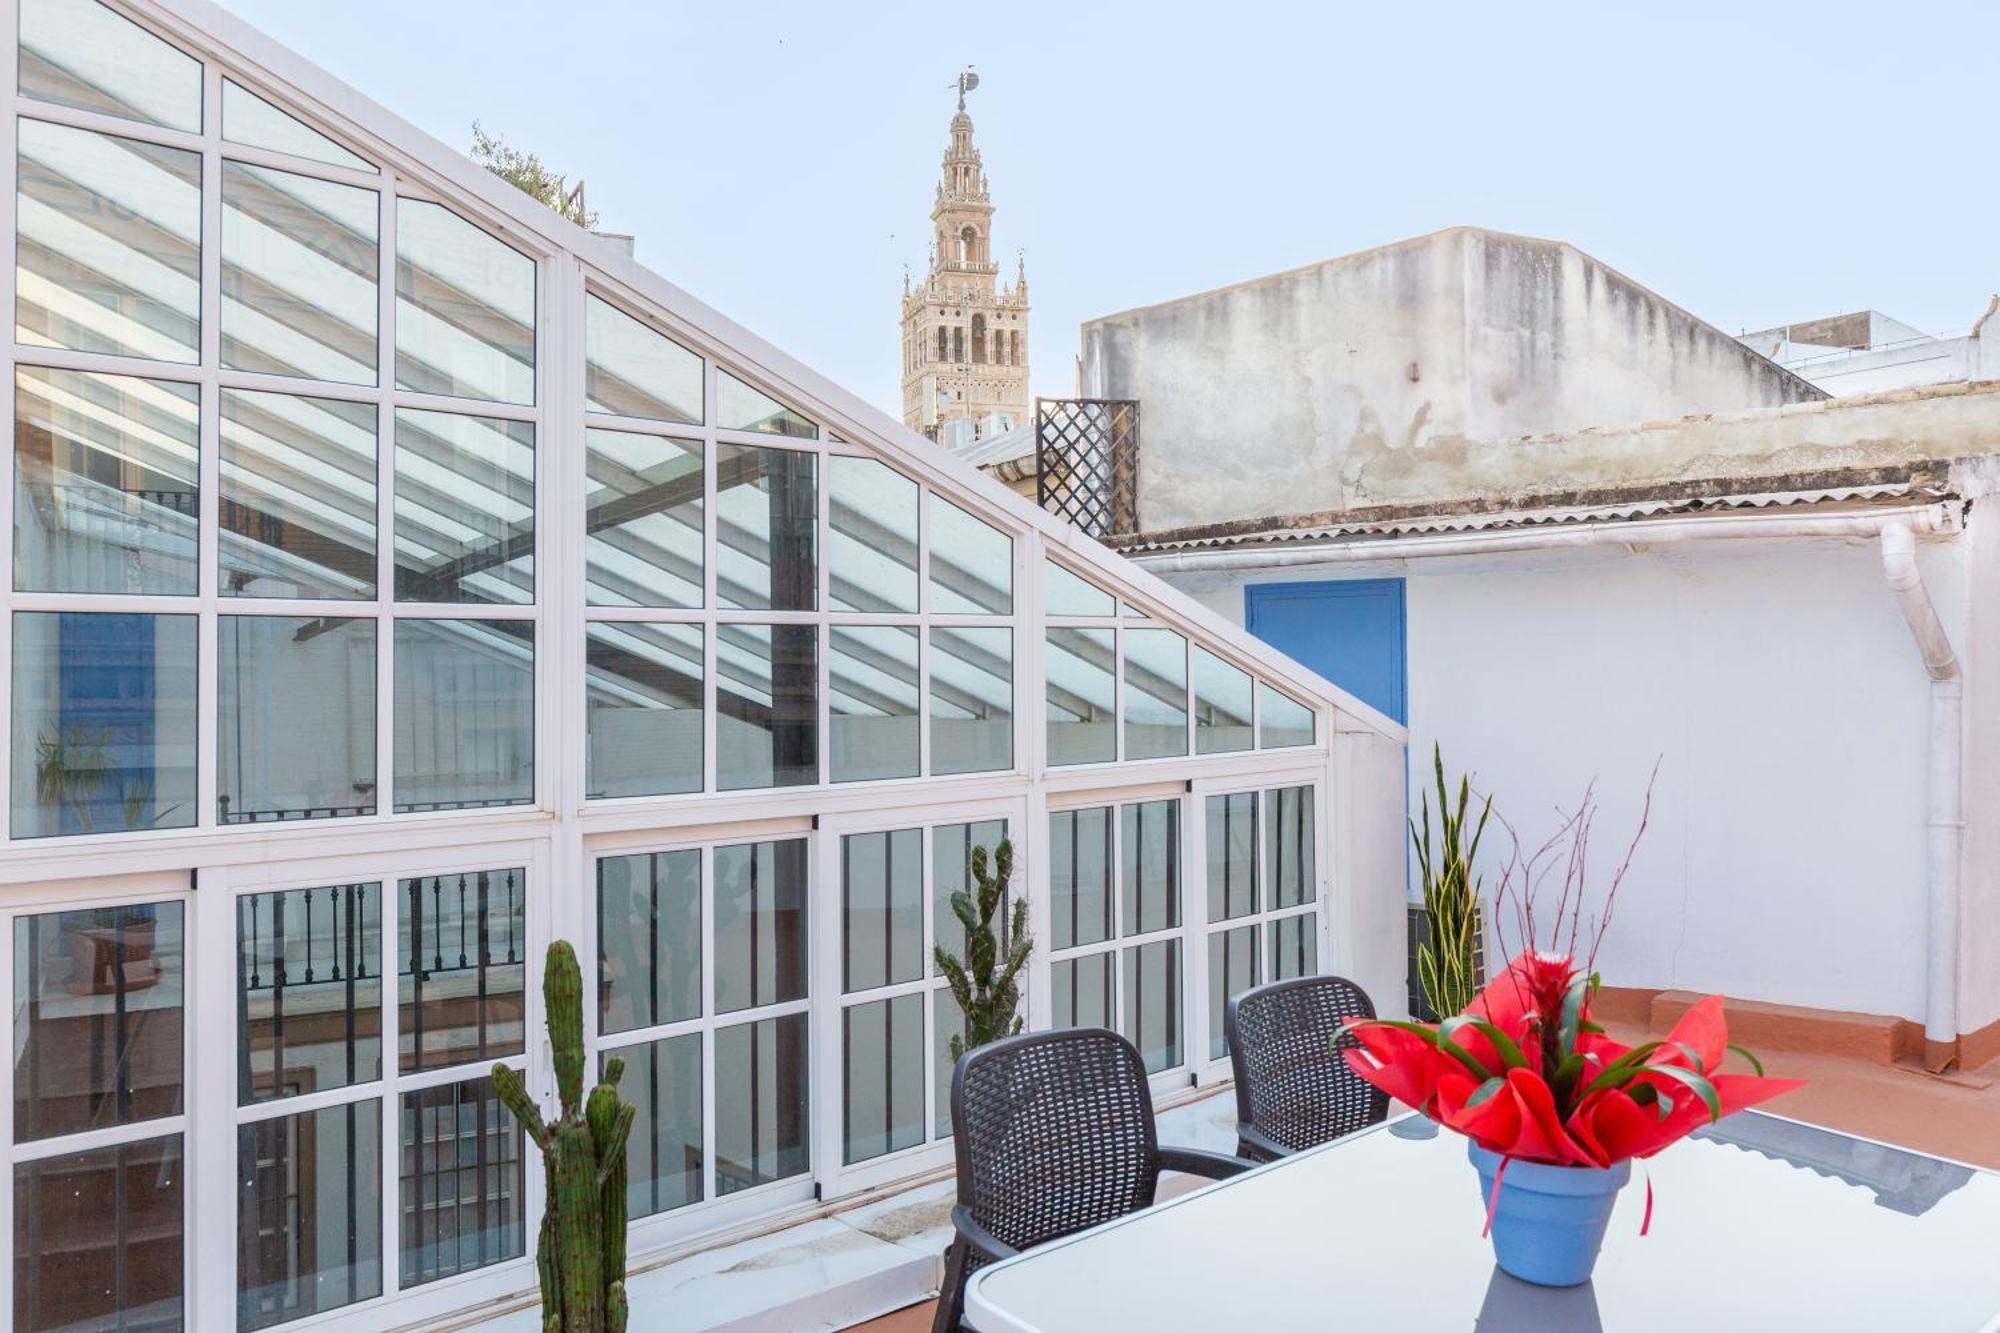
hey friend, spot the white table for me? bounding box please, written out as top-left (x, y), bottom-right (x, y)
top-left (964, 1111), bottom-right (2000, 1331)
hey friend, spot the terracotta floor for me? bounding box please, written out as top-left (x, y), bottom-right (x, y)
top-left (846, 1039), bottom-right (2000, 1331)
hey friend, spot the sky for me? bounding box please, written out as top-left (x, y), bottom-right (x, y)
top-left (222, 0), bottom-right (2000, 418)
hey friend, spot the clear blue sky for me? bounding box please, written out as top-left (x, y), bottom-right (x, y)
top-left (223, 0), bottom-right (2000, 417)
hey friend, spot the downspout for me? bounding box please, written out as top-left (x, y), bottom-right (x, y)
top-left (1880, 521), bottom-right (1963, 1071)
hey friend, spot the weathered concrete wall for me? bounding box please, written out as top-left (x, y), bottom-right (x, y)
top-left (1079, 227), bottom-right (1825, 533)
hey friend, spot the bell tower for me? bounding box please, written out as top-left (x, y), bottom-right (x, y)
top-left (900, 71), bottom-right (1030, 443)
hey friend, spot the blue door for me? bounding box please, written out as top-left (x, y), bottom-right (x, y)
top-left (1244, 578), bottom-right (1406, 725)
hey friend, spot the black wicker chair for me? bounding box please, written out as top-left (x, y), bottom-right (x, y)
top-left (1224, 974), bottom-right (1389, 1163)
top-left (930, 1027), bottom-right (1249, 1332)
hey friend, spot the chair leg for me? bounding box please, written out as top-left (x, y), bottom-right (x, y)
top-left (931, 1239), bottom-right (970, 1333)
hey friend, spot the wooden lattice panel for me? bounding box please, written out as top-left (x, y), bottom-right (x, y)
top-left (1036, 398), bottom-right (1139, 538)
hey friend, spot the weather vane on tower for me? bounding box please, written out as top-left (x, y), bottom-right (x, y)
top-left (954, 66), bottom-right (979, 111)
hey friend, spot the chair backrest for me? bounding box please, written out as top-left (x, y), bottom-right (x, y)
top-left (1226, 975), bottom-right (1388, 1156)
top-left (949, 1027), bottom-right (1162, 1253)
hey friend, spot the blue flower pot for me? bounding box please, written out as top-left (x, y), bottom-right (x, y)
top-left (1468, 1142), bottom-right (1630, 1287)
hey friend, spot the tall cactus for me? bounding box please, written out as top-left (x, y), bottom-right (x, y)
top-left (494, 941), bottom-right (635, 1333)
top-left (934, 838), bottom-right (1032, 1059)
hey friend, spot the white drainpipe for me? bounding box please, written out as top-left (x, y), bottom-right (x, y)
top-left (1880, 521), bottom-right (1963, 1068)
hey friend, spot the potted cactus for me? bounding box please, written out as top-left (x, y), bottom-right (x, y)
top-left (934, 838), bottom-right (1032, 1059)
top-left (494, 941), bottom-right (635, 1333)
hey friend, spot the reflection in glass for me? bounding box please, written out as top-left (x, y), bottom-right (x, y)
top-left (1271, 913), bottom-right (1318, 980)
top-left (1208, 927), bottom-right (1260, 1059)
top-left (1206, 792), bottom-right (1258, 922)
top-left (585, 429), bottom-right (701, 608)
top-left (398, 1076), bottom-right (524, 1287)
top-left (238, 883), bottom-right (381, 1102)
top-left (1125, 939), bottom-right (1181, 1074)
top-left (1267, 786), bottom-right (1316, 909)
top-left (611, 1035), bottom-right (702, 1218)
top-left (1051, 953), bottom-right (1113, 1033)
top-left (585, 623), bottom-right (702, 798)
top-left (598, 850), bottom-right (700, 1035)
top-left (11, 611), bottom-right (197, 837)
top-left (844, 994), bottom-right (924, 1165)
top-left (1124, 627), bottom-right (1188, 760)
top-left (829, 456), bottom-right (917, 613)
top-left (15, 1134), bottom-right (183, 1333)
top-left (1122, 800), bottom-right (1181, 936)
top-left (929, 496), bottom-right (1012, 614)
top-left (1044, 559), bottom-right (1115, 617)
top-left (1259, 683), bottom-right (1316, 748)
top-left (20, 0), bottom-right (202, 131)
top-left (843, 828), bottom-right (922, 992)
top-left (1045, 627), bottom-right (1114, 766)
top-left (222, 79), bottom-right (373, 172)
top-left (222, 162), bottom-right (377, 386)
top-left (1050, 806), bottom-right (1113, 951)
top-left (397, 867), bottom-right (526, 1073)
top-left (394, 408), bottom-right (534, 604)
top-left (717, 443), bottom-right (815, 611)
top-left (716, 369), bottom-right (816, 438)
top-left (17, 118), bottom-right (201, 362)
top-left (933, 819), bottom-right (1009, 971)
top-left (14, 902), bottom-right (184, 1140)
top-left (239, 1102), bottom-right (382, 1329)
top-left (396, 199), bottom-right (534, 405)
top-left (15, 365), bottom-right (199, 595)
top-left (585, 296), bottom-right (701, 424)
top-left (392, 620), bottom-right (533, 811)
top-left (219, 616), bottom-right (375, 824)
top-left (830, 625), bottom-right (919, 783)
top-left (716, 623), bottom-right (816, 790)
top-left (713, 839), bottom-right (808, 1014)
top-left (221, 389), bottom-right (377, 599)
top-left (933, 984), bottom-right (965, 1138)
top-left (1194, 648), bottom-right (1254, 755)
top-left (715, 1013), bottom-right (810, 1194)
top-left (930, 626), bottom-right (1011, 776)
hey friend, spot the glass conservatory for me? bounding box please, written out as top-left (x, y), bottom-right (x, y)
top-left (0, 0), bottom-right (1406, 1328)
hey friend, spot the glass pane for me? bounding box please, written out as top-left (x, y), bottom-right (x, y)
top-left (1259, 682), bottom-right (1316, 748)
top-left (1124, 627), bottom-right (1188, 760)
top-left (585, 295), bottom-right (700, 424)
top-left (220, 389), bottom-right (377, 599)
top-left (842, 828), bottom-right (922, 993)
top-left (716, 369), bottom-right (816, 439)
top-left (397, 1075), bottom-right (525, 1287)
top-left (397, 868), bottom-right (527, 1073)
top-left (1051, 953), bottom-right (1113, 1033)
top-left (15, 1134), bottom-right (183, 1333)
top-left (713, 839), bottom-right (808, 1014)
top-left (12, 611), bottom-right (197, 837)
top-left (1194, 648), bottom-right (1253, 755)
top-left (221, 161), bottom-right (377, 386)
top-left (17, 118), bottom-right (200, 362)
top-left (238, 883), bottom-right (381, 1103)
top-left (929, 496), bottom-right (1012, 615)
top-left (585, 622), bottom-right (702, 799)
top-left (15, 365), bottom-right (199, 595)
top-left (1270, 913), bottom-right (1319, 981)
top-left (714, 1012), bottom-right (810, 1194)
top-left (1045, 627), bottom-right (1114, 766)
top-left (392, 620), bottom-right (533, 811)
top-left (395, 199), bottom-right (534, 405)
top-left (828, 456), bottom-right (917, 613)
top-left (218, 616), bottom-right (375, 824)
top-left (610, 1035), bottom-right (702, 1219)
top-left (222, 79), bottom-right (373, 172)
top-left (239, 1102), bottom-right (382, 1330)
top-left (1206, 792), bottom-right (1258, 922)
top-left (1124, 939), bottom-right (1182, 1074)
top-left (1267, 786), bottom-right (1316, 909)
top-left (394, 408), bottom-right (534, 604)
top-left (20, 0), bottom-right (200, 130)
top-left (717, 443), bottom-right (815, 611)
top-left (933, 985), bottom-right (964, 1139)
top-left (1044, 559), bottom-right (1115, 617)
top-left (843, 993), bottom-right (924, 1165)
top-left (1048, 806), bottom-right (1113, 951)
top-left (14, 901), bottom-right (184, 1140)
top-left (1121, 799), bottom-right (1181, 937)
top-left (930, 626), bottom-right (1011, 776)
top-left (585, 428), bottom-right (701, 609)
top-left (597, 850), bottom-right (700, 1035)
top-left (715, 623), bottom-right (816, 790)
top-left (932, 819), bottom-right (1009, 974)
top-left (829, 625), bottom-right (918, 783)
top-left (1208, 927), bottom-right (1260, 1060)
